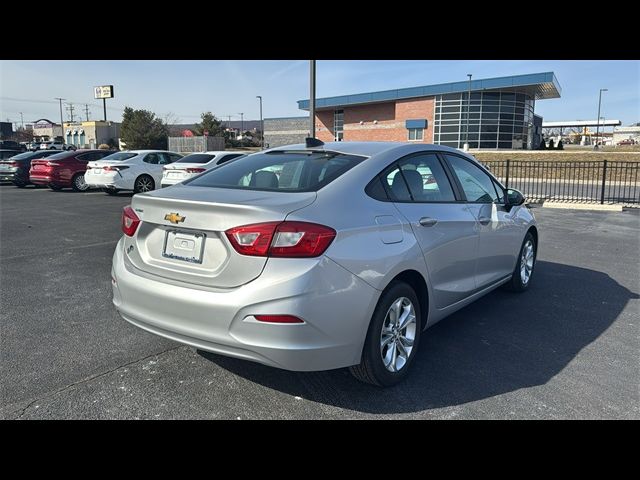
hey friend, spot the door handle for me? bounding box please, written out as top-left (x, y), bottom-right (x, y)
top-left (419, 217), bottom-right (438, 227)
top-left (478, 216), bottom-right (491, 225)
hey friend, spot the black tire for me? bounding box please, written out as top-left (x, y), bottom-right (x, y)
top-left (49, 184), bottom-right (63, 191)
top-left (103, 187), bottom-right (120, 196)
top-left (349, 281), bottom-right (422, 387)
top-left (13, 181), bottom-right (26, 188)
top-left (134, 174), bottom-right (155, 193)
top-left (71, 173), bottom-right (88, 192)
top-left (503, 231), bottom-right (537, 292)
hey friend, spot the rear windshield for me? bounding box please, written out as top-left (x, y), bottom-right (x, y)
top-left (175, 153), bottom-right (216, 164)
top-left (185, 150), bottom-right (365, 192)
top-left (9, 151), bottom-right (40, 160)
top-left (47, 151), bottom-right (74, 159)
top-left (100, 152), bottom-right (138, 161)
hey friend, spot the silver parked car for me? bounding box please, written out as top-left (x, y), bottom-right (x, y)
top-left (111, 141), bottom-right (538, 386)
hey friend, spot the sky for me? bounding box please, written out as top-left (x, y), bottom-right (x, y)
top-left (0, 60), bottom-right (638, 127)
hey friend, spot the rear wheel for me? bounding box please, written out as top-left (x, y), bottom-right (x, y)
top-left (134, 175), bottom-right (154, 193)
top-left (49, 184), bottom-right (63, 191)
top-left (71, 173), bottom-right (89, 192)
top-left (504, 232), bottom-right (536, 292)
top-left (103, 187), bottom-right (120, 196)
top-left (350, 282), bottom-right (422, 387)
top-left (13, 180), bottom-right (26, 188)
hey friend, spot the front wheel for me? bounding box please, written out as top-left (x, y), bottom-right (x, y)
top-left (72, 173), bottom-right (89, 191)
top-left (134, 175), bottom-right (155, 193)
top-left (350, 282), bottom-right (422, 387)
top-left (103, 187), bottom-right (120, 196)
top-left (504, 232), bottom-right (537, 292)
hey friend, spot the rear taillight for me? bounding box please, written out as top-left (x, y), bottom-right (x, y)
top-left (46, 162), bottom-right (60, 166)
top-left (225, 221), bottom-right (336, 258)
top-left (5, 161), bottom-right (18, 167)
top-left (186, 167), bottom-right (205, 173)
top-left (254, 315), bottom-right (304, 324)
top-left (104, 165), bottom-right (129, 171)
top-left (122, 206), bottom-right (140, 237)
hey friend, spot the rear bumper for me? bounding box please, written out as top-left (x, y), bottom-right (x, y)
top-left (0, 171), bottom-right (17, 182)
top-left (111, 237), bottom-right (380, 371)
top-left (29, 175), bottom-right (54, 185)
top-left (85, 172), bottom-right (129, 190)
top-left (161, 174), bottom-right (194, 187)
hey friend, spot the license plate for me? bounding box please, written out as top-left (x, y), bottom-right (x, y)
top-left (92, 168), bottom-right (101, 174)
top-left (162, 230), bottom-right (205, 264)
top-left (167, 171), bottom-right (182, 179)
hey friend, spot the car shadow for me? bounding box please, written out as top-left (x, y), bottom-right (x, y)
top-left (198, 261), bottom-right (638, 414)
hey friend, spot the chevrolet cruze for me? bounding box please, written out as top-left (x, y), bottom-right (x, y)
top-left (111, 141), bottom-right (538, 386)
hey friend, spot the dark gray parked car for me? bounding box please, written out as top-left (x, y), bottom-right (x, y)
top-left (0, 150), bottom-right (60, 186)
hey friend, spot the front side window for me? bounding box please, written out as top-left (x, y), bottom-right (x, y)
top-left (408, 128), bottom-right (424, 141)
top-left (186, 150), bottom-right (365, 192)
top-left (445, 154), bottom-right (499, 203)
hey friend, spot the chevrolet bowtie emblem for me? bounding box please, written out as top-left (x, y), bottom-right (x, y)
top-left (164, 213), bottom-right (185, 224)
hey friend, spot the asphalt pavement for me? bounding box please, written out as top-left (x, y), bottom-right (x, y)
top-left (1, 184), bottom-right (638, 419)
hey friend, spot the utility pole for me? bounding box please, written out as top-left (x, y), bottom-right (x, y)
top-left (256, 96), bottom-right (263, 148)
top-left (238, 113), bottom-right (244, 135)
top-left (19, 112), bottom-right (24, 130)
top-left (54, 97), bottom-right (65, 139)
top-left (84, 104), bottom-right (90, 121)
top-left (65, 103), bottom-right (75, 122)
top-left (310, 60), bottom-right (316, 138)
top-left (594, 88), bottom-right (608, 149)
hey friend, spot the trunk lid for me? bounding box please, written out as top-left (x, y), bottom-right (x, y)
top-left (125, 184), bottom-right (317, 288)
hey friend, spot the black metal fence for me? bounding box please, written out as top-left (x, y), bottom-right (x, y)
top-left (482, 160), bottom-right (640, 206)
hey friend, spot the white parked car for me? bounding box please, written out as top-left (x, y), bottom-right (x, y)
top-left (40, 140), bottom-right (76, 151)
top-left (84, 150), bottom-right (183, 194)
top-left (161, 151), bottom-right (246, 188)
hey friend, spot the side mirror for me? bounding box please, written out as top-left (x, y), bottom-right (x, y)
top-left (505, 188), bottom-right (525, 207)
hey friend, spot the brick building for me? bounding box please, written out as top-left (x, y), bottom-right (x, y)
top-left (296, 72), bottom-right (561, 150)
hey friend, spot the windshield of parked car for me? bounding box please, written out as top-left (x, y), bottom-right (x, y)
top-left (175, 153), bottom-right (216, 164)
top-left (185, 150), bottom-right (366, 192)
top-left (100, 152), bottom-right (138, 161)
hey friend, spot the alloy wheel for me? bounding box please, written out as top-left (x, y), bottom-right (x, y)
top-left (136, 177), bottom-right (153, 192)
top-left (520, 240), bottom-right (535, 285)
top-left (380, 297), bottom-right (417, 373)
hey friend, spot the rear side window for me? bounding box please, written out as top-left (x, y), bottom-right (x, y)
top-left (143, 153), bottom-right (160, 164)
top-left (175, 154), bottom-right (215, 164)
top-left (185, 151), bottom-right (365, 192)
top-left (367, 153), bottom-right (456, 203)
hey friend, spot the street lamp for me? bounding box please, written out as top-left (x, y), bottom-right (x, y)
top-left (463, 74), bottom-right (472, 151)
top-left (594, 88), bottom-right (608, 149)
top-left (256, 95), bottom-right (263, 149)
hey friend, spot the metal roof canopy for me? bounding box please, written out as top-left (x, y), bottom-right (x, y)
top-left (298, 72), bottom-right (561, 111)
top-left (542, 120), bottom-right (622, 128)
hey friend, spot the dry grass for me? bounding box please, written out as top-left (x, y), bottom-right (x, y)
top-left (472, 150), bottom-right (640, 163)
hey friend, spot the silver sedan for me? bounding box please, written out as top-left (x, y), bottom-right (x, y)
top-left (111, 141), bottom-right (538, 386)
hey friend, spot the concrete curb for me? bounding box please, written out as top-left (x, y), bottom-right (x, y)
top-left (542, 202), bottom-right (623, 212)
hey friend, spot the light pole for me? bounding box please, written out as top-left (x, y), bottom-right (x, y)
top-left (310, 60), bottom-right (316, 138)
top-left (54, 97), bottom-right (65, 140)
top-left (594, 88), bottom-right (607, 149)
top-left (238, 113), bottom-right (244, 137)
top-left (463, 74), bottom-right (472, 151)
top-left (256, 95), bottom-right (263, 148)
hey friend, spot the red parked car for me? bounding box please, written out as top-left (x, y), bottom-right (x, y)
top-left (29, 149), bottom-right (114, 191)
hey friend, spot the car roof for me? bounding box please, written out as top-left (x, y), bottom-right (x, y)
top-left (267, 141), bottom-right (471, 158)
top-left (123, 150), bottom-right (181, 154)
